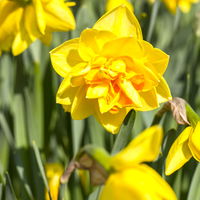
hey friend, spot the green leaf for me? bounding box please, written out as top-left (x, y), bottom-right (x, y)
top-left (111, 110), bottom-right (136, 155)
top-left (4, 172), bottom-right (17, 200)
top-left (31, 141), bottom-right (49, 191)
top-left (187, 163), bottom-right (200, 200)
top-left (12, 149), bottom-right (34, 199)
top-left (12, 94), bottom-right (28, 148)
top-left (72, 119), bottom-right (85, 155)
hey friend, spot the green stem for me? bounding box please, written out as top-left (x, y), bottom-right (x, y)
top-left (147, 0), bottom-right (160, 42)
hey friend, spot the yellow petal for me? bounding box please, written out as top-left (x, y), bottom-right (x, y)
top-left (32, 0), bottom-right (46, 34)
top-left (179, 1), bottom-right (191, 13)
top-left (142, 40), bottom-right (169, 75)
top-left (45, 163), bottom-right (63, 200)
top-left (78, 29), bottom-right (116, 61)
top-left (71, 86), bottom-right (94, 120)
top-left (86, 84), bottom-right (109, 99)
top-left (106, 0), bottom-right (134, 12)
top-left (188, 121), bottom-right (200, 162)
top-left (165, 127), bottom-right (193, 176)
top-left (50, 38), bottom-right (82, 77)
top-left (136, 88), bottom-right (159, 111)
top-left (12, 21), bottom-right (32, 56)
top-left (100, 165), bottom-right (177, 200)
top-left (0, 2), bottom-right (23, 52)
top-left (24, 5), bottom-right (41, 41)
top-left (56, 77), bottom-right (79, 112)
top-left (44, 0), bottom-right (75, 31)
top-left (156, 77), bottom-right (172, 103)
top-left (101, 37), bottom-right (143, 58)
top-left (118, 79), bottom-right (142, 108)
top-left (93, 5), bottom-right (142, 39)
top-left (111, 125), bottom-right (163, 169)
top-left (94, 106), bottom-right (130, 134)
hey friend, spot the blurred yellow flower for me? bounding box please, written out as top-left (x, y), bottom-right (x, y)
top-left (149, 0), bottom-right (199, 13)
top-left (45, 163), bottom-right (64, 200)
top-left (100, 126), bottom-right (177, 200)
top-left (163, 0), bottom-right (199, 13)
top-left (106, 0), bottom-right (134, 12)
top-left (166, 121), bottom-right (200, 175)
top-left (0, 0), bottom-right (75, 56)
top-left (50, 6), bottom-right (171, 134)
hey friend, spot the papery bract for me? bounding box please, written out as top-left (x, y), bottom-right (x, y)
top-left (0, 0), bottom-right (75, 55)
top-left (50, 6), bottom-right (171, 133)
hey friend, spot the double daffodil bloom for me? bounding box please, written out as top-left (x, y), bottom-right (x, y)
top-left (166, 122), bottom-right (200, 175)
top-left (45, 163), bottom-right (64, 200)
top-left (100, 126), bottom-right (177, 200)
top-left (0, 0), bottom-right (75, 56)
top-left (149, 0), bottom-right (199, 13)
top-left (106, 0), bottom-right (134, 12)
top-left (50, 6), bottom-right (171, 133)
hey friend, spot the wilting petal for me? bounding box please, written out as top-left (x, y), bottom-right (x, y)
top-left (50, 38), bottom-right (82, 77)
top-left (44, 0), bottom-right (75, 31)
top-left (111, 126), bottom-right (163, 169)
top-left (165, 127), bottom-right (193, 175)
top-left (100, 165), bottom-right (177, 200)
top-left (156, 77), bottom-right (172, 103)
top-left (94, 106), bottom-right (130, 134)
top-left (188, 121), bottom-right (200, 162)
top-left (93, 5), bottom-right (142, 39)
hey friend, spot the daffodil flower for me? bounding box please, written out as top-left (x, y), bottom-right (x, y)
top-left (0, 0), bottom-right (75, 55)
top-left (50, 6), bottom-right (171, 133)
top-left (45, 163), bottom-right (64, 200)
top-left (106, 0), bottom-right (134, 12)
top-left (99, 126), bottom-right (177, 200)
top-left (165, 121), bottom-right (200, 175)
top-left (149, 0), bottom-right (199, 13)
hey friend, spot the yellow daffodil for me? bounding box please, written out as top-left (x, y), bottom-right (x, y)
top-left (106, 0), bottom-right (134, 12)
top-left (166, 121), bottom-right (200, 175)
top-left (100, 126), bottom-right (177, 200)
top-left (0, 0), bottom-right (75, 56)
top-left (50, 6), bottom-right (171, 134)
top-left (45, 163), bottom-right (64, 200)
top-left (163, 0), bottom-right (199, 13)
top-left (150, 0), bottom-right (199, 13)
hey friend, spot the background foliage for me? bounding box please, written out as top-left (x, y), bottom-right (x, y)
top-left (0, 0), bottom-right (200, 199)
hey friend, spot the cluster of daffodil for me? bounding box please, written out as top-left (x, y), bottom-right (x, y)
top-left (1, 0), bottom-right (200, 200)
